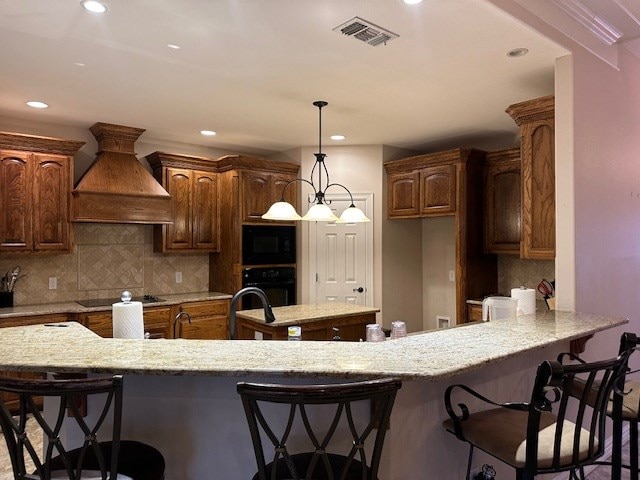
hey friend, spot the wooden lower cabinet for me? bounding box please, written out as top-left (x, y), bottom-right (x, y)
top-left (466, 304), bottom-right (483, 323)
top-left (176, 299), bottom-right (230, 340)
top-left (236, 313), bottom-right (371, 341)
top-left (0, 313), bottom-right (69, 412)
top-left (81, 306), bottom-right (173, 339)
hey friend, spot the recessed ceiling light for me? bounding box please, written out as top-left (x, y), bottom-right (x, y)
top-left (200, 130), bottom-right (216, 136)
top-left (167, 44), bottom-right (181, 50)
top-left (403, 0), bottom-right (424, 4)
top-left (81, 0), bottom-right (107, 14)
top-left (74, 62), bottom-right (86, 67)
top-left (330, 135), bottom-right (346, 141)
top-left (507, 47), bottom-right (529, 58)
top-left (26, 101), bottom-right (48, 109)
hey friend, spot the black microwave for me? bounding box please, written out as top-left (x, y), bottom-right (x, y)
top-left (242, 225), bottom-right (296, 265)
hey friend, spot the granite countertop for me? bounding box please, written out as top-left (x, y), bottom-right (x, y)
top-left (235, 303), bottom-right (379, 327)
top-left (0, 310), bottom-right (627, 381)
top-left (0, 292), bottom-right (232, 319)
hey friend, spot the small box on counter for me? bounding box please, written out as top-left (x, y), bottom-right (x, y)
top-left (0, 291), bottom-right (14, 308)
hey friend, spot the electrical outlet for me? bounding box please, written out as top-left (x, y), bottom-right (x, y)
top-left (48, 277), bottom-right (57, 290)
top-left (175, 271), bottom-right (182, 283)
top-left (448, 270), bottom-right (455, 282)
top-left (436, 315), bottom-right (450, 329)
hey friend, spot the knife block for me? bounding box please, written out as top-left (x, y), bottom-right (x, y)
top-left (0, 291), bottom-right (13, 308)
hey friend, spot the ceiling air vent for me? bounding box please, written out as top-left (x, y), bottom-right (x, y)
top-left (333, 17), bottom-right (399, 47)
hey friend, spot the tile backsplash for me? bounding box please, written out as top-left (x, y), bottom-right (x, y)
top-left (498, 256), bottom-right (555, 301)
top-left (0, 224), bottom-right (210, 306)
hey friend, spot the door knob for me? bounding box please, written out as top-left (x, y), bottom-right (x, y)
top-left (353, 287), bottom-right (364, 293)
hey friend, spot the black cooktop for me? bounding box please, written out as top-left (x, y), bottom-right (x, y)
top-left (76, 295), bottom-right (165, 308)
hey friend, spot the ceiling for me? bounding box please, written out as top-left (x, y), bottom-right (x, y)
top-left (0, 0), bottom-right (610, 156)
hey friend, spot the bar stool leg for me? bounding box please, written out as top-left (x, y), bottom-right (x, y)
top-left (465, 445), bottom-right (474, 480)
top-left (611, 396), bottom-right (624, 480)
top-left (631, 420), bottom-right (638, 480)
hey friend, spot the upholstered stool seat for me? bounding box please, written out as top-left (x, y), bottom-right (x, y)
top-left (443, 408), bottom-right (597, 470)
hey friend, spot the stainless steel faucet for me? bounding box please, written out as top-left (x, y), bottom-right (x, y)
top-left (229, 287), bottom-right (276, 340)
top-left (173, 311), bottom-right (191, 338)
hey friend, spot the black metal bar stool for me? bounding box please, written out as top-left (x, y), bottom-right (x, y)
top-left (443, 350), bottom-right (632, 480)
top-left (237, 378), bottom-right (402, 480)
top-left (560, 332), bottom-right (640, 480)
top-left (0, 374), bottom-right (165, 480)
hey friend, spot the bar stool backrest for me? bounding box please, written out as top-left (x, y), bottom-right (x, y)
top-left (0, 375), bottom-right (123, 480)
top-left (526, 351), bottom-right (633, 474)
top-left (237, 378), bottom-right (401, 480)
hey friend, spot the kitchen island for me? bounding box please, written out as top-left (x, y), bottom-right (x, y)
top-left (0, 310), bottom-right (627, 479)
top-left (235, 303), bottom-right (379, 341)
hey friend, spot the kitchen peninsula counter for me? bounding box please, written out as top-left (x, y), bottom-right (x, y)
top-left (0, 310), bottom-right (627, 479)
top-left (0, 310), bottom-right (625, 381)
top-left (235, 303), bottom-right (379, 341)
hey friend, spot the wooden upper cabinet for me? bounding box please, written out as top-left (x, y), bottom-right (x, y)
top-left (33, 154), bottom-right (71, 250)
top-left (0, 152), bottom-right (32, 250)
top-left (420, 164), bottom-right (456, 216)
top-left (385, 150), bottom-right (464, 219)
top-left (147, 152), bottom-right (220, 253)
top-left (241, 170), bottom-right (297, 222)
top-left (387, 170), bottom-right (420, 218)
top-left (192, 171), bottom-right (219, 250)
top-left (484, 148), bottom-right (521, 255)
top-left (0, 133), bottom-right (83, 253)
top-left (506, 95), bottom-right (555, 259)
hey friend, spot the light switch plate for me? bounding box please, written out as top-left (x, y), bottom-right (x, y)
top-left (48, 277), bottom-right (57, 290)
top-left (448, 270), bottom-right (455, 282)
top-left (175, 271), bottom-right (182, 283)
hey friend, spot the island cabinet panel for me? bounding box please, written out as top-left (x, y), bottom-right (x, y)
top-left (387, 171), bottom-right (420, 218)
top-left (0, 312), bottom-right (70, 412)
top-left (420, 164), bottom-right (456, 216)
top-left (506, 95), bottom-right (555, 260)
top-left (147, 152), bottom-right (220, 253)
top-left (176, 299), bottom-right (230, 340)
top-left (241, 170), bottom-right (297, 223)
top-left (484, 148), bottom-right (521, 255)
top-left (80, 307), bottom-right (172, 339)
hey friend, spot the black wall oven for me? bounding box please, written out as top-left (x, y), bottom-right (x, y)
top-left (242, 225), bottom-right (296, 265)
top-left (241, 267), bottom-right (296, 309)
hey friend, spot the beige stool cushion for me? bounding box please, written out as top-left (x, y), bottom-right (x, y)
top-left (443, 408), bottom-right (598, 469)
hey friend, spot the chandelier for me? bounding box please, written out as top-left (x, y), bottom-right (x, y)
top-left (262, 101), bottom-right (370, 223)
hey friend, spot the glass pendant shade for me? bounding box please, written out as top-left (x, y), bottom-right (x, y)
top-left (336, 205), bottom-right (370, 223)
top-left (261, 201), bottom-right (302, 221)
top-left (302, 203), bottom-right (339, 222)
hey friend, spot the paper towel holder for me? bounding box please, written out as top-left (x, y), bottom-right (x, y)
top-left (121, 290), bottom-right (132, 303)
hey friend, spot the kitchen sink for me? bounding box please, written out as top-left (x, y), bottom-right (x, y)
top-left (75, 295), bottom-right (165, 308)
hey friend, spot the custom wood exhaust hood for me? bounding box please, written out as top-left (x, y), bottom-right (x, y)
top-left (72, 122), bottom-right (172, 224)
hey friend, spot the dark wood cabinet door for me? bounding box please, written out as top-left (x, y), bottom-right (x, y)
top-left (33, 154), bottom-right (71, 251)
top-left (485, 149), bottom-right (521, 254)
top-left (177, 299), bottom-right (229, 339)
top-left (420, 164), bottom-right (456, 215)
top-left (192, 170), bottom-right (219, 251)
top-left (521, 119), bottom-right (555, 259)
top-left (166, 168), bottom-right (193, 250)
top-left (0, 151), bottom-right (32, 250)
top-left (387, 171), bottom-right (420, 218)
top-left (272, 173), bottom-right (297, 209)
top-left (242, 171), bottom-right (271, 222)
top-left (143, 306), bottom-right (172, 339)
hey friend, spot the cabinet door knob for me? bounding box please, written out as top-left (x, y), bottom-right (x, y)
top-left (353, 287), bottom-right (364, 293)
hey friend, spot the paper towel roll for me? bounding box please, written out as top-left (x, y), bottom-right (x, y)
top-left (511, 287), bottom-right (536, 315)
top-left (112, 301), bottom-right (144, 339)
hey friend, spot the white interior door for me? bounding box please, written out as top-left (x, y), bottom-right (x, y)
top-left (309, 193), bottom-right (373, 305)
